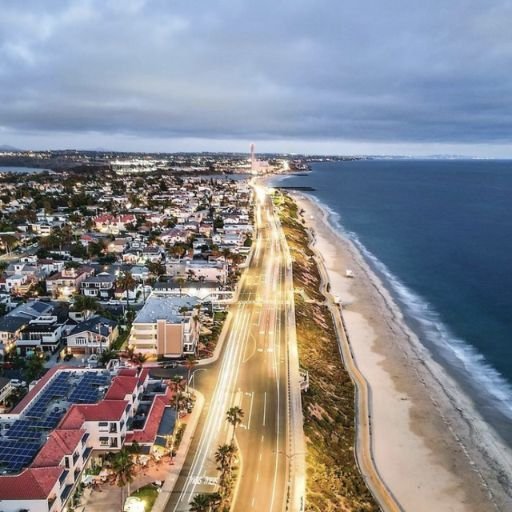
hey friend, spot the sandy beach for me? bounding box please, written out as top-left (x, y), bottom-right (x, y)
top-left (280, 188), bottom-right (512, 512)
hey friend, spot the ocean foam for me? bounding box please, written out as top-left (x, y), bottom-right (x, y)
top-left (318, 199), bottom-right (512, 421)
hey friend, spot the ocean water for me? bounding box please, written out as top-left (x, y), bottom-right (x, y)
top-left (272, 159), bottom-right (512, 445)
top-left (0, 166), bottom-right (48, 174)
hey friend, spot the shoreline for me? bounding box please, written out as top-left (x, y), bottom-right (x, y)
top-left (292, 191), bottom-right (512, 511)
top-left (259, 169), bottom-right (512, 510)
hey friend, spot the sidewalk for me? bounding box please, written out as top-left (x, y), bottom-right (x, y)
top-left (152, 389), bottom-right (205, 512)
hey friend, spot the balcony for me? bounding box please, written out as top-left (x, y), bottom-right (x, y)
top-left (60, 483), bottom-right (74, 502)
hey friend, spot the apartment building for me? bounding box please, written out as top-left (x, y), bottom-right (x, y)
top-left (129, 295), bottom-right (200, 357)
top-left (0, 366), bottom-right (172, 512)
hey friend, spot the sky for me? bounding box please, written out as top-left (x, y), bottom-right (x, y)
top-left (1, 0), bottom-right (512, 156)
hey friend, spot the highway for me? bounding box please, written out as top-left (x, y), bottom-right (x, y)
top-left (165, 184), bottom-right (304, 511)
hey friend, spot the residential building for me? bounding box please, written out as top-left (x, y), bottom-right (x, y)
top-left (0, 365), bottom-right (173, 512)
top-left (66, 317), bottom-right (118, 355)
top-left (81, 273), bottom-right (116, 300)
top-left (129, 295), bottom-right (200, 357)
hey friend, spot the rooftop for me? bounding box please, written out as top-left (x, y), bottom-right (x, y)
top-left (133, 295), bottom-right (198, 324)
top-left (2, 368), bottom-right (110, 473)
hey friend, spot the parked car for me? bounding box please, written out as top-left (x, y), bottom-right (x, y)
top-left (10, 379), bottom-right (27, 388)
top-left (160, 361), bottom-right (177, 369)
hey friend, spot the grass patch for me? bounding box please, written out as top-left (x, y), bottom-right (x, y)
top-left (277, 192), bottom-right (378, 512)
top-left (130, 484), bottom-right (159, 511)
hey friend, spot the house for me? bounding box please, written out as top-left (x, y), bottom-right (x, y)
top-left (160, 227), bottom-right (190, 245)
top-left (141, 246), bottom-right (163, 263)
top-left (0, 377), bottom-right (13, 407)
top-left (94, 214), bottom-right (136, 234)
top-left (3, 273), bottom-right (28, 293)
top-left (66, 317), bottom-right (118, 355)
top-left (166, 259), bottom-right (227, 284)
top-left (106, 237), bottom-right (129, 254)
top-left (16, 315), bottom-right (63, 355)
top-left (0, 315), bottom-right (28, 356)
top-left (129, 295), bottom-right (200, 357)
top-left (81, 273), bottom-right (116, 300)
top-left (130, 266), bottom-right (150, 281)
top-left (46, 267), bottom-right (94, 298)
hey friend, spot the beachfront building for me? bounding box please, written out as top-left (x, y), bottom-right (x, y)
top-left (129, 295), bottom-right (200, 357)
top-left (0, 366), bottom-right (174, 512)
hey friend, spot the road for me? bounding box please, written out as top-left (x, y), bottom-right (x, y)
top-left (165, 184), bottom-right (303, 511)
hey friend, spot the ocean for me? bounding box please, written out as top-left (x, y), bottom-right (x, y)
top-left (271, 159), bottom-right (512, 446)
top-left (0, 166), bottom-right (48, 174)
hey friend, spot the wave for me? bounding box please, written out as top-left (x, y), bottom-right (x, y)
top-left (314, 195), bottom-right (512, 423)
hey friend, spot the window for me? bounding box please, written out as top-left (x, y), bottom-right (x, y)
top-left (99, 437), bottom-right (109, 446)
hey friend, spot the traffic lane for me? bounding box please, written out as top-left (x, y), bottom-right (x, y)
top-left (168, 304), bottom-right (255, 511)
top-left (234, 316), bottom-right (288, 510)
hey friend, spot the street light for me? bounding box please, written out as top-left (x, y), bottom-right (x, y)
top-left (188, 368), bottom-right (208, 389)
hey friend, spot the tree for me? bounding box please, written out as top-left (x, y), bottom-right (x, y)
top-left (184, 355), bottom-right (197, 393)
top-left (69, 243), bottom-right (87, 259)
top-left (73, 295), bottom-right (99, 314)
top-left (112, 448), bottom-right (136, 510)
top-left (0, 234), bottom-right (18, 255)
top-left (99, 349), bottom-right (117, 367)
top-left (214, 443), bottom-right (237, 496)
top-left (24, 355), bottom-right (44, 383)
top-left (131, 352), bottom-right (147, 365)
top-left (147, 261), bottom-right (166, 277)
top-left (226, 406), bottom-right (244, 445)
top-left (189, 493), bottom-right (212, 512)
top-left (117, 271), bottom-right (136, 317)
top-left (176, 276), bottom-right (186, 297)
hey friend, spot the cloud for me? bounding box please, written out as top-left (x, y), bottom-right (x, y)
top-left (0, 0), bottom-right (512, 153)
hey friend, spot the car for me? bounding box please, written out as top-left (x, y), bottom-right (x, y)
top-left (10, 379), bottom-right (27, 388)
top-left (1, 362), bottom-right (14, 370)
top-left (160, 362), bottom-right (178, 369)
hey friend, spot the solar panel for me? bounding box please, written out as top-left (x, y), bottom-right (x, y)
top-left (0, 440), bottom-right (39, 471)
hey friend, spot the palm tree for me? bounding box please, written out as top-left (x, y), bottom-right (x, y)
top-left (112, 448), bottom-right (136, 510)
top-left (184, 355), bottom-right (197, 393)
top-left (99, 348), bottom-right (117, 367)
top-left (117, 271), bottom-right (136, 317)
top-left (176, 276), bottom-right (186, 297)
top-left (189, 493), bottom-right (212, 512)
top-left (132, 352), bottom-right (148, 365)
top-left (214, 443), bottom-right (237, 495)
top-left (226, 406), bottom-right (244, 445)
top-left (73, 295), bottom-right (99, 314)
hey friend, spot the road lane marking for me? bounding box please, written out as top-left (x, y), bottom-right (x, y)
top-left (263, 391), bottom-right (267, 426)
top-left (247, 391), bottom-right (254, 430)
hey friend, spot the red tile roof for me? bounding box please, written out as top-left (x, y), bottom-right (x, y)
top-left (32, 429), bottom-right (85, 468)
top-left (125, 394), bottom-right (169, 445)
top-left (60, 400), bottom-right (128, 426)
top-left (104, 375), bottom-right (138, 400)
top-left (118, 368), bottom-right (137, 377)
top-left (0, 467), bottom-right (63, 499)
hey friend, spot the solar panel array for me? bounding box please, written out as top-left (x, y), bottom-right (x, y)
top-left (0, 440), bottom-right (40, 472)
top-left (68, 371), bottom-right (109, 403)
top-left (0, 370), bottom-right (110, 473)
top-left (25, 371), bottom-right (70, 419)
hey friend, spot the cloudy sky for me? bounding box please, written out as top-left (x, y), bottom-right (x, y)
top-left (1, 0), bottom-right (512, 156)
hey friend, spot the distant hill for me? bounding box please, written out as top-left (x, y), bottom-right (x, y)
top-left (0, 144), bottom-right (21, 152)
